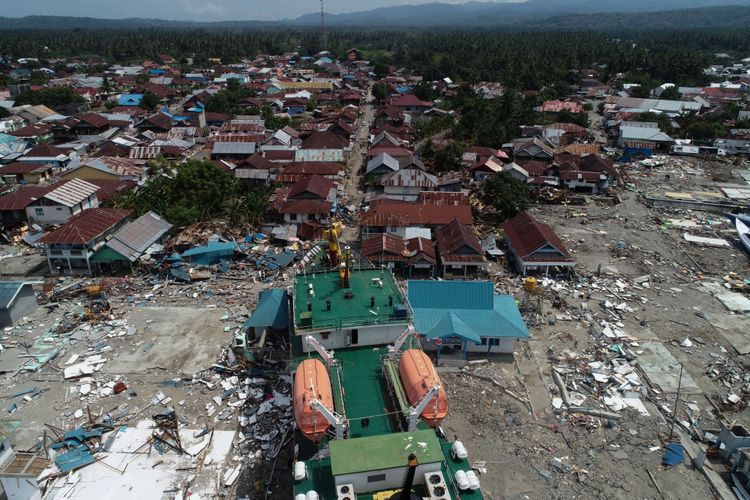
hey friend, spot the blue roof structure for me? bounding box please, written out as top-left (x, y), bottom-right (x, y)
top-left (244, 288), bottom-right (289, 330)
top-left (118, 94), bottom-right (144, 106)
top-left (181, 241), bottom-right (238, 266)
top-left (408, 280), bottom-right (529, 343)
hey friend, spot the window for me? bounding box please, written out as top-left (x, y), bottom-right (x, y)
top-left (289, 213), bottom-right (298, 221)
top-left (56, 207), bottom-right (63, 211)
top-left (367, 473), bottom-right (386, 483)
top-left (481, 338), bottom-right (488, 346)
top-left (35, 208), bottom-right (44, 216)
top-left (321, 332), bottom-right (329, 340)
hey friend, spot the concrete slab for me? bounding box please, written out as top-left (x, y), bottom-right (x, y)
top-left (637, 341), bottom-right (702, 394)
top-left (44, 426), bottom-right (236, 500)
top-left (103, 306), bottom-right (225, 375)
top-left (702, 282), bottom-right (750, 313)
top-left (710, 314), bottom-right (750, 355)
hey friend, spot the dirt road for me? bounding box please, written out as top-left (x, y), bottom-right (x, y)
top-left (341, 86), bottom-right (374, 242)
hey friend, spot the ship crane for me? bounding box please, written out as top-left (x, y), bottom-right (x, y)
top-left (388, 325), bottom-right (416, 360)
top-left (407, 385), bottom-right (441, 431)
top-left (309, 398), bottom-right (347, 440)
top-left (304, 335), bottom-right (335, 369)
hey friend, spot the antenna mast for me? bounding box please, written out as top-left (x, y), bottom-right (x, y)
top-left (320, 0), bottom-right (326, 50)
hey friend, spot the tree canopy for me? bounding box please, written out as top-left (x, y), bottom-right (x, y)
top-left (14, 86), bottom-right (84, 109)
top-left (482, 172), bottom-right (530, 219)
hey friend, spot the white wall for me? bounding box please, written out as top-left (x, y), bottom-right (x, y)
top-left (302, 323), bottom-right (408, 352)
top-left (334, 462), bottom-right (441, 494)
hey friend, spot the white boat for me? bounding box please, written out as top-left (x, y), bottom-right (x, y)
top-left (737, 219), bottom-right (750, 255)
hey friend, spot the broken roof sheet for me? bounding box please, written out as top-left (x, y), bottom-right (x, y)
top-left (105, 211), bottom-right (172, 262)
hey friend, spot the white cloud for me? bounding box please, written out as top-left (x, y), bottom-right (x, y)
top-left (182, 0), bottom-right (225, 15)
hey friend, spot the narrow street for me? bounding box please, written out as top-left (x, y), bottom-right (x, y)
top-left (340, 85), bottom-right (374, 242)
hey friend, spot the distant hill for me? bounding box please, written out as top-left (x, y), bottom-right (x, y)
top-left (290, 1), bottom-right (750, 27)
top-left (0, 2), bottom-right (749, 30)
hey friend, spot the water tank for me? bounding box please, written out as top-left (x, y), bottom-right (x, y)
top-left (454, 470), bottom-right (470, 491)
top-left (524, 277), bottom-right (537, 292)
top-left (306, 491), bottom-right (320, 500)
top-left (295, 495), bottom-right (306, 500)
top-left (451, 441), bottom-right (468, 460)
top-left (466, 470), bottom-right (481, 490)
top-left (294, 461), bottom-right (307, 481)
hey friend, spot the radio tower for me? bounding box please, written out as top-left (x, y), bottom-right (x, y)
top-left (320, 0), bottom-right (326, 50)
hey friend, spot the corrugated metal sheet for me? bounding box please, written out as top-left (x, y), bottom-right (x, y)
top-left (44, 179), bottom-right (99, 207)
top-left (243, 288), bottom-right (289, 329)
top-left (104, 211), bottom-right (172, 262)
top-left (212, 142), bottom-right (256, 155)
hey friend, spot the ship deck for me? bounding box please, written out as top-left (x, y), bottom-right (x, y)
top-left (293, 344), bottom-right (483, 500)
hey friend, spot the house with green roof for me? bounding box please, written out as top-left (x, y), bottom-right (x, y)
top-left (408, 280), bottom-right (529, 364)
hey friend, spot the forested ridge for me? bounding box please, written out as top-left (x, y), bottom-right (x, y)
top-left (2, 29), bottom-right (748, 88)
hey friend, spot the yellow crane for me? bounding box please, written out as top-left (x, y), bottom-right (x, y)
top-left (322, 220), bottom-right (351, 288)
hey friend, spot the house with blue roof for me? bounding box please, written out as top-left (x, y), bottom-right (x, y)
top-left (235, 288), bottom-right (290, 362)
top-left (408, 280), bottom-right (529, 364)
top-left (181, 241), bottom-right (238, 266)
top-left (118, 94), bottom-right (144, 107)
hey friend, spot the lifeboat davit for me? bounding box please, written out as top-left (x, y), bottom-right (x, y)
top-left (294, 359), bottom-right (334, 443)
top-left (398, 349), bottom-right (448, 427)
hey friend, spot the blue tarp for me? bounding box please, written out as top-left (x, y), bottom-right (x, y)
top-left (181, 241), bottom-right (238, 266)
top-left (663, 443), bottom-right (685, 466)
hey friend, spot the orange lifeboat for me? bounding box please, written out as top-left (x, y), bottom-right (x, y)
top-left (294, 359), bottom-right (334, 443)
top-left (398, 349), bottom-right (448, 427)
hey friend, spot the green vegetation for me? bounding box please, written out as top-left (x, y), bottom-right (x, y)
top-left (1, 28), bottom-right (745, 90)
top-left (482, 172), bottom-right (530, 219)
top-left (205, 78), bottom-right (254, 115)
top-left (13, 86), bottom-right (84, 109)
top-left (140, 91), bottom-right (161, 111)
top-left (114, 159), bottom-right (271, 228)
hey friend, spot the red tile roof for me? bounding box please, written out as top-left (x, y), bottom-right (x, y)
top-left (288, 174), bottom-right (333, 200)
top-left (538, 100), bottom-right (584, 113)
top-left (238, 153), bottom-right (274, 170)
top-left (362, 234), bottom-right (408, 262)
top-left (0, 162), bottom-right (53, 175)
top-left (435, 219), bottom-right (484, 263)
top-left (300, 130), bottom-right (349, 150)
top-left (77, 112), bottom-right (109, 129)
top-left (501, 212), bottom-right (574, 263)
top-left (361, 200), bottom-right (473, 227)
top-left (405, 237), bottom-right (436, 265)
top-left (8, 123), bottom-right (52, 138)
top-left (277, 199), bottom-right (332, 215)
top-left (283, 162), bottom-right (343, 176)
top-left (416, 191), bottom-right (468, 206)
top-left (264, 150), bottom-right (295, 162)
top-left (367, 146), bottom-right (413, 158)
top-left (38, 208), bottom-right (132, 245)
top-left (85, 179), bottom-right (137, 202)
top-left (24, 144), bottom-right (68, 158)
top-left (389, 93), bottom-right (433, 108)
top-left (0, 185), bottom-right (58, 211)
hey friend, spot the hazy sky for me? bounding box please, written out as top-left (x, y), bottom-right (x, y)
top-left (3, 0), bottom-right (481, 21)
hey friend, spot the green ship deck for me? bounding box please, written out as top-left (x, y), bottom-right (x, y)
top-left (293, 345), bottom-right (484, 500)
top-left (293, 269), bottom-right (408, 332)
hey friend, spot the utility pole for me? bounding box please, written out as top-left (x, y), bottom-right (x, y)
top-left (320, 0), bottom-right (326, 51)
top-left (668, 363), bottom-right (684, 441)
